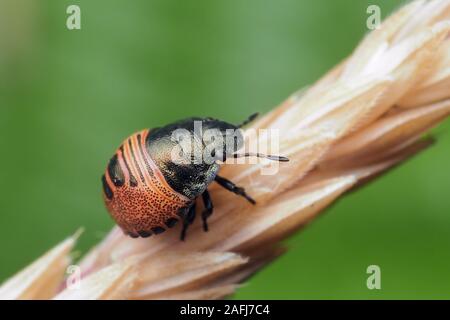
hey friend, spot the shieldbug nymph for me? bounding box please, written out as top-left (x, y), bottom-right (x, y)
top-left (102, 114), bottom-right (289, 240)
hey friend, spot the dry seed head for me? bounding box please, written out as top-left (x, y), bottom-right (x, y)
top-left (1, 0), bottom-right (449, 300)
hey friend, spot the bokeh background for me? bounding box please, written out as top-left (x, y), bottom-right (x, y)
top-left (1, 0), bottom-right (450, 299)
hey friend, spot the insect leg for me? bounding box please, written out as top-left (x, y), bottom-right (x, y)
top-left (201, 190), bottom-right (214, 232)
top-left (215, 175), bottom-right (256, 205)
top-left (180, 203), bottom-right (196, 241)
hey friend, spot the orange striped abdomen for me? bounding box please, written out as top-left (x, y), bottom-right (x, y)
top-left (102, 129), bottom-right (192, 238)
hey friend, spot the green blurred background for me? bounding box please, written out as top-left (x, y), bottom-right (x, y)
top-left (1, 0), bottom-right (450, 299)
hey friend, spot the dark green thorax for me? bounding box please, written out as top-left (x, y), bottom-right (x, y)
top-left (145, 117), bottom-right (243, 199)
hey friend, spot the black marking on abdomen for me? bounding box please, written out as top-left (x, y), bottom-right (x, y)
top-left (165, 217), bottom-right (178, 228)
top-left (151, 226), bottom-right (166, 234)
top-left (138, 230), bottom-right (152, 238)
top-left (101, 175), bottom-right (113, 200)
top-left (108, 154), bottom-right (125, 187)
top-left (127, 232), bottom-right (139, 238)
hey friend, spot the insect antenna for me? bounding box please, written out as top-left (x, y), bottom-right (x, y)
top-left (232, 152), bottom-right (289, 162)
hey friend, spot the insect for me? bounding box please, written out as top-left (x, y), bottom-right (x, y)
top-left (101, 114), bottom-right (289, 240)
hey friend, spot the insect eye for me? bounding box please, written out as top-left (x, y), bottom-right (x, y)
top-left (101, 175), bottom-right (113, 200)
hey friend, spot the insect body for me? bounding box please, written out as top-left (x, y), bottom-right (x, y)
top-left (102, 114), bottom-right (288, 240)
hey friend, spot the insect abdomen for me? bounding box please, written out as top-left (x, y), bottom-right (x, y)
top-left (102, 129), bottom-right (191, 237)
